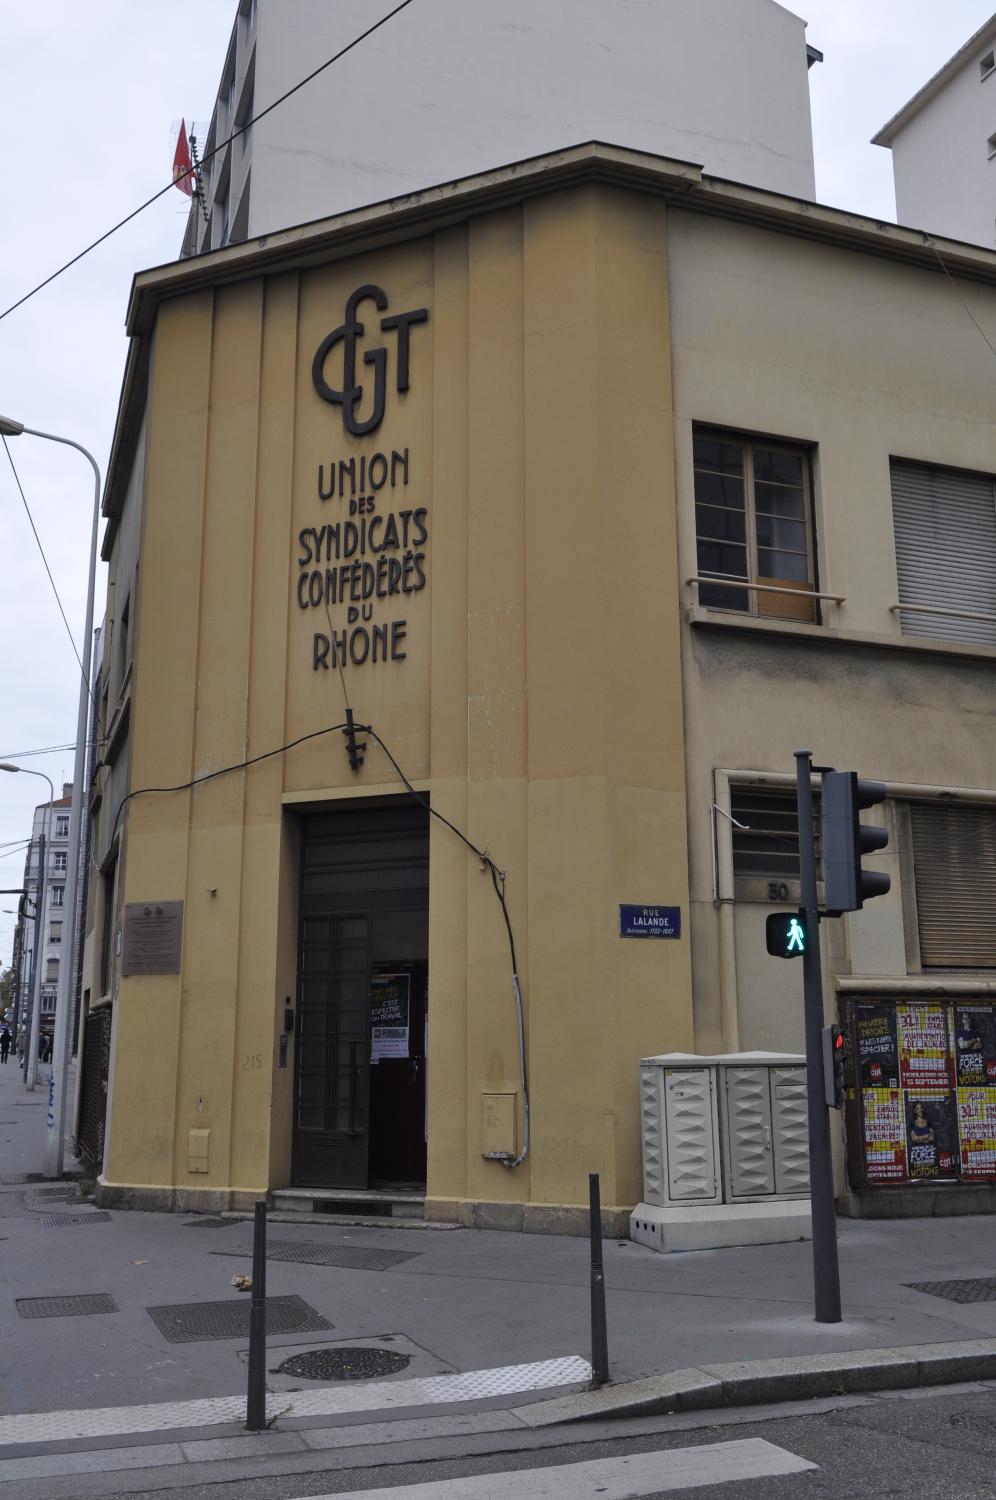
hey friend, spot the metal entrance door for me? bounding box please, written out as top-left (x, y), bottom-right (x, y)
top-left (293, 914), bottom-right (371, 1188)
top-left (292, 802), bottom-right (429, 1190)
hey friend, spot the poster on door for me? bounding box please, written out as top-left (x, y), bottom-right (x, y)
top-left (956, 1087), bottom-right (996, 1180)
top-left (953, 1006), bottom-right (996, 1086)
top-left (862, 1088), bottom-right (906, 1182)
top-left (898, 1005), bottom-right (953, 1089)
top-left (905, 1087), bottom-right (959, 1179)
top-left (370, 973), bottom-right (411, 1064)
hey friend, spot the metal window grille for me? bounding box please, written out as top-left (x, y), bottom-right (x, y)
top-left (731, 787), bottom-right (821, 882)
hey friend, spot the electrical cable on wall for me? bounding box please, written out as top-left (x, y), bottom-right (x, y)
top-left (90, 714), bottom-right (530, 1168)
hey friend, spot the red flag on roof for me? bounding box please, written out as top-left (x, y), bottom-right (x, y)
top-left (172, 120), bottom-right (195, 196)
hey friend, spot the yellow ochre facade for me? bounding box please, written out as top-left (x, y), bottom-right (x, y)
top-left (84, 145), bottom-right (996, 1228)
top-left (93, 158), bottom-right (695, 1230)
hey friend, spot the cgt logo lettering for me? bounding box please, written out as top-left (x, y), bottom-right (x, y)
top-left (312, 284), bottom-right (429, 436)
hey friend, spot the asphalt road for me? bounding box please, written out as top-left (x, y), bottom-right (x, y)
top-left (76, 1382), bottom-right (996, 1500)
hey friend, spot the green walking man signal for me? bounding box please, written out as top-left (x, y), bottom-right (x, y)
top-left (766, 911), bottom-right (808, 958)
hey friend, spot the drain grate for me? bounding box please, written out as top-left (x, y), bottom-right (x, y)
top-left (146, 1294), bottom-right (332, 1344)
top-left (274, 1346), bottom-right (410, 1381)
top-left (39, 1212), bottom-right (111, 1229)
top-left (17, 1293), bottom-right (119, 1320)
top-left (908, 1277), bottom-right (996, 1304)
top-left (34, 1187), bottom-right (78, 1201)
top-left (211, 1239), bottom-right (418, 1271)
top-left (183, 1217), bottom-right (232, 1229)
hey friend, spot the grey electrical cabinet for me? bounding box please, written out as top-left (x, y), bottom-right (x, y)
top-left (720, 1063), bottom-right (809, 1201)
top-left (632, 1052), bottom-right (811, 1252)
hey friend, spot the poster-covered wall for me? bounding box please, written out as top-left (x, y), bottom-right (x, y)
top-left (852, 1001), bottom-right (996, 1187)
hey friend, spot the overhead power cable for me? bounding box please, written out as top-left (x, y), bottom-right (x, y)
top-left (927, 237), bottom-right (996, 363)
top-left (2, 438), bottom-right (98, 714)
top-left (0, 0), bottom-right (416, 324)
top-left (0, 743), bottom-right (78, 761)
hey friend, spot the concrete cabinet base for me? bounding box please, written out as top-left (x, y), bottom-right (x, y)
top-left (630, 1199), bottom-right (812, 1253)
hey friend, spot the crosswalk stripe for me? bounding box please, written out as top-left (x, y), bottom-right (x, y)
top-left (292, 1438), bottom-right (817, 1498)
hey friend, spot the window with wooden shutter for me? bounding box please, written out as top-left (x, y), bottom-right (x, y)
top-left (890, 460), bottom-right (996, 647)
top-left (911, 803), bottom-right (996, 968)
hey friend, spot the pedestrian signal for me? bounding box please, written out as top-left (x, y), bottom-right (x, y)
top-left (766, 912), bottom-right (807, 959)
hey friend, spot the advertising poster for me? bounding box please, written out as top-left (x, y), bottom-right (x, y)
top-left (954, 1006), bottom-right (996, 1086)
top-left (862, 1088), bottom-right (906, 1182)
top-left (897, 1005), bottom-right (953, 1089)
top-left (369, 973), bottom-right (411, 1064)
top-left (856, 1004), bottom-right (899, 1089)
top-left (956, 1087), bottom-right (996, 1180)
top-left (905, 1088), bottom-right (959, 1179)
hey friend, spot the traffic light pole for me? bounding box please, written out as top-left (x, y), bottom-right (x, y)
top-left (795, 750), bottom-right (842, 1324)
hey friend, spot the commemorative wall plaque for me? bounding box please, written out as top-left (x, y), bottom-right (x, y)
top-left (122, 901), bottom-right (184, 976)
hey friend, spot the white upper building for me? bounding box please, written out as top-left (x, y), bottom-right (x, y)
top-left (874, 13), bottom-right (996, 249)
top-left (182, 0), bottom-right (820, 256)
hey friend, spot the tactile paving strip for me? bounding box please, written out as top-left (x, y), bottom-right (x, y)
top-left (211, 1239), bottom-right (418, 1271)
top-left (908, 1276), bottom-right (996, 1304)
top-left (146, 1293), bottom-right (332, 1344)
top-left (0, 1355), bottom-right (592, 1446)
top-left (39, 1212), bottom-right (112, 1228)
top-left (17, 1294), bottom-right (119, 1319)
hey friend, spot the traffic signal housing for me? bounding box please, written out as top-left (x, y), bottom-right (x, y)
top-left (822, 1023), bottom-right (846, 1109)
top-left (766, 911), bottom-right (808, 959)
top-left (821, 771), bottom-right (890, 913)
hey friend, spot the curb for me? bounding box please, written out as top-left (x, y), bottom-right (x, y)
top-left (511, 1337), bottom-right (996, 1426)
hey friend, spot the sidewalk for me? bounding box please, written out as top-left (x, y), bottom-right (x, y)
top-left (2, 1056), bottom-right (996, 1445)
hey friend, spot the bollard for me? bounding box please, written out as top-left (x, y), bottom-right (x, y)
top-left (246, 1199), bottom-right (268, 1431)
top-left (588, 1172), bottom-right (609, 1387)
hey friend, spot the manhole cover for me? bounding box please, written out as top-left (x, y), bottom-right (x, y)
top-left (183, 1217), bottom-right (232, 1229)
top-left (211, 1239), bottom-right (418, 1271)
top-left (39, 1212), bottom-right (112, 1228)
top-left (274, 1346), bottom-right (411, 1381)
top-left (17, 1293), bottom-right (119, 1319)
top-left (908, 1277), bottom-right (996, 1304)
top-left (146, 1294), bottom-right (332, 1345)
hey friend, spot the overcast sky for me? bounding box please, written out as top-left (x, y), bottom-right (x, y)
top-left (0, 0), bottom-right (993, 968)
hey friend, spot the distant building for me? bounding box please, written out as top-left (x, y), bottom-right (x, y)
top-left (874, 13), bottom-right (996, 248)
top-left (181, 0), bottom-right (821, 256)
top-left (14, 788), bottom-right (74, 1050)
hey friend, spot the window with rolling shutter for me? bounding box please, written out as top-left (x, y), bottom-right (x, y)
top-left (911, 804), bottom-right (996, 968)
top-left (890, 460), bottom-right (996, 647)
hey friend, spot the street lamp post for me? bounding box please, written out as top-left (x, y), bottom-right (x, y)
top-left (0, 765), bottom-right (54, 1090)
top-left (0, 415), bottom-right (100, 1177)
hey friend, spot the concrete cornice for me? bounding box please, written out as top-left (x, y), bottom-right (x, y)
top-left (873, 13), bottom-right (996, 146)
top-left (105, 138), bottom-right (996, 521)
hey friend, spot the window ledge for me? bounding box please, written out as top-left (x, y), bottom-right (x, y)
top-left (837, 976), bottom-right (996, 995)
top-left (686, 605), bottom-right (996, 664)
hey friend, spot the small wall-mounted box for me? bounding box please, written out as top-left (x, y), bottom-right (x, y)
top-left (481, 1093), bottom-right (517, 1158)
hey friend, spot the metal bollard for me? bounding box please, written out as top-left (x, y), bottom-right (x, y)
top-left (246, 1199), bottom-right (268, 1431)
top-left (588, 1173), bottom-right (609, 1387)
